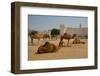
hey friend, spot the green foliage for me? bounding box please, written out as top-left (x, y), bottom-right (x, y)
top-left (51, 28), bottom-right (60, 37)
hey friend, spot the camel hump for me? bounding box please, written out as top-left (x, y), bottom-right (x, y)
top-left (64, 32), bottom-right (68, 35)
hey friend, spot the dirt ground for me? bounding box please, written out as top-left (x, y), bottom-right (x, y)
top-left (28, 38), bottom-right (88, 61)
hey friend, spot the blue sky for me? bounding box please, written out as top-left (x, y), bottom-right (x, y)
top-left (28, 15), bottom-right (88, 31)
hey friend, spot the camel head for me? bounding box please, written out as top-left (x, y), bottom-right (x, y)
top-left (42, 41), bottom-right (50, 47)
top-left (72, 34), bottom-right (77, 38)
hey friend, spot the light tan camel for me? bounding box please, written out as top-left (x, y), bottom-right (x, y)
top-left (72, 38), bottom-right (85, 44)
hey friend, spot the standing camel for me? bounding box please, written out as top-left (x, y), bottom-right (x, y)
top-left (30, 34), bottom-right (41, 45)
top-left (60, 32), bottom-right (77, 46)
top-left (29, 33), bottom-right (50, 45)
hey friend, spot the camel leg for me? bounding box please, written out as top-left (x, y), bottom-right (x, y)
top-left (38, 39), bottom-right (39, 45)
top-left (31, 38), bottom-right (33, 45)
top-left (38, 39), bottom-right (40, 45)
top-left (67, 39), bottom-right (70, 47)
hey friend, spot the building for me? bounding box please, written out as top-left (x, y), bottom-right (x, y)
top-left (60, 24), bottom-right (88, 38)
top-left (60, 24), bottom-right (67, 36)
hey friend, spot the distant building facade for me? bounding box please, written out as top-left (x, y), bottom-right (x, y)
top-left (60, 24), bottom-right (88, 38)
top-left (60, 24), bottom-right (67, 36)
top-left (32, 24), bottom-right (88, 39)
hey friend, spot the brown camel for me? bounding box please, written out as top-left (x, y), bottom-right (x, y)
top-left (30, 34), bottom-right (50, 45)
top-left (60, 32), bottom-right (77, 46)
top-left (43, 34), bottom-right (50, 39)
top-left (36, 42), bottom-right (58, 54)
top-left (30, 34), bottom-right (41, 45)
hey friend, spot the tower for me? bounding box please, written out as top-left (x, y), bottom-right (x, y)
top-left (79, 23), bottom-right (82, 37)
top-left (80, 23), bottom-right (82, 28)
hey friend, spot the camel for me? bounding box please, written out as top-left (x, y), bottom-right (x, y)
top-left (36, 42), bottom-right (58, 54)
top-left (30, 34), bottom-right (41, 45)
top-left (29, 34), bottom-right (50, 45)
top-left (43, 34), bottom-right (50, 40)
top-left (60, 32), bottom-right (77, 46)
top-left (72, 38), bottom-right (85, 44)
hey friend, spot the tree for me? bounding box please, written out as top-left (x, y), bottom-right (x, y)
top-left (51, 28), bottom-right (60, 37)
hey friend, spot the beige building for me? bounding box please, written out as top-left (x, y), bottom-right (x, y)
top-left (60, 24), bottom-right (88, 38)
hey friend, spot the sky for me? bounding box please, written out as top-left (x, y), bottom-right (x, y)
top-left (28, 15), bottom-right (88, 31)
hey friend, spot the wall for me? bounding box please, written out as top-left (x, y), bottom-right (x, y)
top-left (0, 0), bottom-right (100, 76)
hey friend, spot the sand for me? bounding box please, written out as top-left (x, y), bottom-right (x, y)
top-left (28, 38), bottom-right (88, 61)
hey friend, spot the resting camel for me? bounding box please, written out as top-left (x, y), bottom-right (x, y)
top-left (72, 38), bottom-right (85, 44)
top-left (36, 42), bottom-right (58, 54)
top-left (60, 32), bottom-right (77, 46)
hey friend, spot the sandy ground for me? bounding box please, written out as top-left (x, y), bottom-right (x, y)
top-left (28, 38), bottom-right (88, 61)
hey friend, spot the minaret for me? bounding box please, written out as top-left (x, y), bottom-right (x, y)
top-left (79, 23), bottom-right (82, 36)
top-left (80, 23), bottom-right (82, 29)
